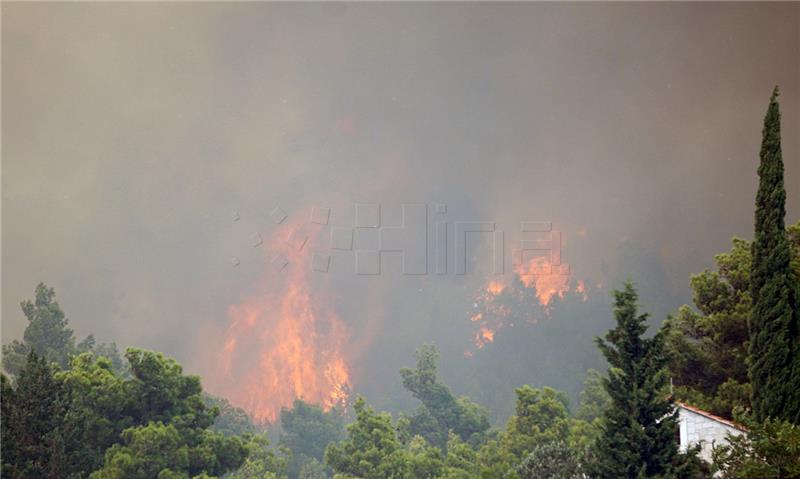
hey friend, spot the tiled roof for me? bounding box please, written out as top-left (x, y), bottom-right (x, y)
top-left (676, 402), bottom-right (747, 432)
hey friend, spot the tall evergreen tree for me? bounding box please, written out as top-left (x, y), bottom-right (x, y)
top-left (587, 283), bottom-right (681, 478)
top-left (2, 283), bottom-right (76, 375)
top-left (1, 351), bottom-right (71, 478)
top-left (2, 283), bottom-right (122, 377)
top-left (749, 86), bottom-right (800, 424)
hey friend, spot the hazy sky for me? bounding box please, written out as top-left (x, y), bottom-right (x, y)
top-left (3, 3), bottom-right (799, 391)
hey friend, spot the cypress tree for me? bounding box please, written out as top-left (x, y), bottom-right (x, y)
top-left (587, 283), bottom-right (680, 478)
top-left (749, 86), bottom-right (800, 423)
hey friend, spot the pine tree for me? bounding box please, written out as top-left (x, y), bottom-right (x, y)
top-left (587, 283), bottom-right (680, 478)
top-left (749, 86), bottom-right (800, 423)
top-left (2, 283), bottom-right (77, 375)
top-left (1, 351), bottom-right (70, 478)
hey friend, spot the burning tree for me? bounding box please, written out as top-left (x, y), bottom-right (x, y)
top-left (211, 221), bottom-right (352, 424)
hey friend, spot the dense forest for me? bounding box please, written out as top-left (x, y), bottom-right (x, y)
top-left (3, 93), bottom-right (800, 479)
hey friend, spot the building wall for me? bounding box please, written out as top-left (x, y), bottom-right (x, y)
top-left (678, 407), bottom-right (744, 463)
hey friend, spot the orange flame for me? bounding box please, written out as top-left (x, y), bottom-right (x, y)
top-left (474, 325), bottom-right (496, 349)
top-left (486, 280), bottom-right (506, 296)
top-left (214, 222), bottom-right (351, 423)
top-left (466, 252), bottom-right (594, 352)
top-left (515, 256), bottom-right (570, 306)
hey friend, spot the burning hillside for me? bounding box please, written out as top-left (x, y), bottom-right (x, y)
top-left (214, 222), bottom-right (352, 423)
top-left (467, 256), bottom-right (592, 354)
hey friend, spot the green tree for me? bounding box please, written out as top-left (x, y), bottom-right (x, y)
top-left (124, 348), bottom-right (214, 427)
top-left (77, 334), bottom-right (126, 374)
top-left (324, 396), bottom-right (406, 478)
top-left (569, 369), bottom-right (611, 468)
top-left (471, 385), bottom-right (574, 479)
top-left (2, 284), bottom-right (121, 376)
top-left (439, 433), bottom-right (479, 479)
top-left (205, 394), bottom-right (259, 437)
top-left (2, 343), bottom-right (254, 479)
top-left (503, 386), bottom-right (571, 459)
top-left (663, 223), bottom-right (800, 419)
top-left (1, 351), bottom-right (71, 478)
top-left (227, 434), bottom-right (288, 479)
top-left (712, 416), bottom-right (800, 478)
top-left (88, 421), bottom-right (250, 479)
top-left (516, 440), bottom-right (581, 479)
top-left (324, 396), bottom-right (443, 479)
top-left (575, 369), bottom-right (611, 423)
top-left (2, 284), bottom-right (76, 374)
top-left (663, 237), bottom-right (753, 418)
top-left (280, 399), bottom-right (344, 478)
top-left (749, 86), bottom-right (800, 424)
top-left (297, 459), bottom-right (327, 479)
top-left (400, 345), bottom-right (490, 449)
top-left (56, 352), bottom-right (134, 474)
top-left (84, 348), bottom-right (252, 479)
top-left (587, 283), bottom-right (682, 478)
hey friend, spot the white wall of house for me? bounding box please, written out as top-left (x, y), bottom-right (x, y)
top-left (678, 405), bottom-right (744, 463)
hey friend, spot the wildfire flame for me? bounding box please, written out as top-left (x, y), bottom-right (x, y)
top-left (466, 255), bottom-right (594, 353)
top-left (214, 221), bottom-right (351, 423)
top-left (514, 256), bottom-right (570, 306)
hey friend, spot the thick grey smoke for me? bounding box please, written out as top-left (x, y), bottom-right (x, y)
top-left (3, 3), bottom-right (798, 416)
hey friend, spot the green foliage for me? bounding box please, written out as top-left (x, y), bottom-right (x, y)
top-left (2, 283), bottom-right (122, 377)
top-left (568, 370), bottom-right (610, 468)
top-left (2, 283), bottom-right (76, 374)
top-left (88, 421), bottom-right (250, 479)
top-left (324, 396), bottom-right (443, 479)
top-left (87, 348), bottom-right (251, 478)
top-left (516, 440), bottom-right (581, 479)
top-left (2, 343), bottom-right (257, 478)
top-left (204, 394), bottom-right (259, 437)
top-left (460, 385), bottom-right (577, 479)
top-left (438, 433), bottom-right (479, 479)
top-left (576, 369), bottom-right (611, 423)
top-left (663, 236), bottom-right (753, 418)
top-left (59, 348), bottom-right (222, 473)
top-left (503, 386), bottom-right (571, 459)
top-left (280, 398), bottom-right (344, 478)
top-left (77, 335), bottom-right (127, 375)
top-left (712, 416), bottom-right (800, 478)
top-left (407, 435), bottom-right (446, 479)
top-left (324, 396), bottom-right (404, 478)
top-left (57, 352), bottom-right (134, 473)
top-left (1, 351), bottom-right (72, 478)
top-left (227, 434), bottom-right (288, 479)
top-left (89, 422), bottom-right (191, 479)
top-left (124, 348), bottom-right (213, 427)
top-left (474, 436), bottom-right (518, 479)
top-left (298, 459), bottom-right (328, 479)
top-left (750, 87), bottom-right (800, 424)
top-left (400, 345), bottom-right (490, 449)
top-left (664, 222), bottom-right (800, 420)
top-left (586, 283), bottom-right (684, 478)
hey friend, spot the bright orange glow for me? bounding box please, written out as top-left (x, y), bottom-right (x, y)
top-left (486, 280), bottom-right (506, 296)
top-left (467, 248), bottom-right (595, 352)
top-left (214, 222), bottom-right (351, 423)
top-left (515, 256), bottom-right (570, 306)
top-left (474, 325), bottom-right (496, 348)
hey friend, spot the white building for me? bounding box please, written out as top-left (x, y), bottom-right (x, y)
top-left (676, 402), bottom-right (746, 463)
